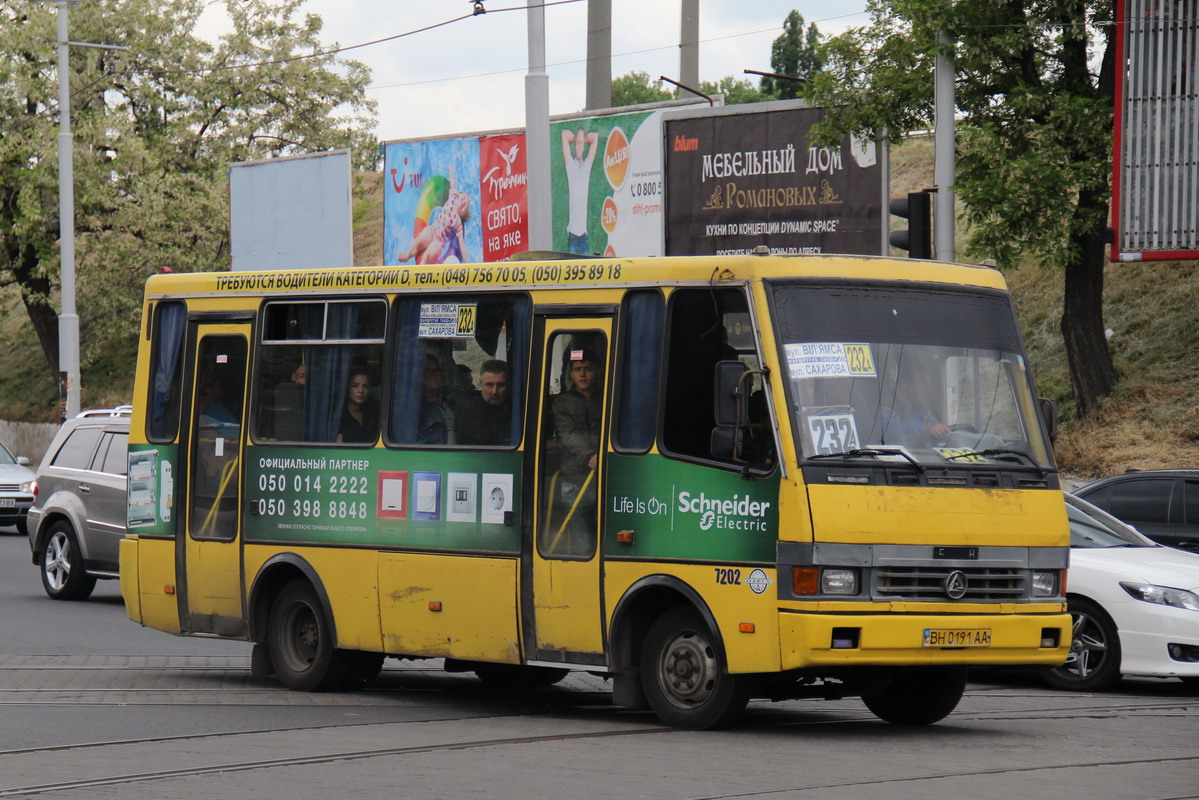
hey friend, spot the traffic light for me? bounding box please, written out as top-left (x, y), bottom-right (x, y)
top-left (889, 191), bottom-right (932, 259)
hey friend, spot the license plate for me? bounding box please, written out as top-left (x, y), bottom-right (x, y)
top-left (0, 498), bottom-right (15, 508)
top-left (923, 628), bottom-right (992, 648)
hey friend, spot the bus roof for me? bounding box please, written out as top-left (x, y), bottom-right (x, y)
top-left (142, 253), bottom-right (1009, 299)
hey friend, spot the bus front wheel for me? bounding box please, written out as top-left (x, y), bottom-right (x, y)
top-left (640, 607), bottom-right (749, 729)
top-left (861, 666), bottom-right (968, 725)
top-left (267, 580), bottom-right (350, 691)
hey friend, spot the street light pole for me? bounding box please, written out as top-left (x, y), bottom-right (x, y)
top-left (57, 1), bottom-right (80, 421)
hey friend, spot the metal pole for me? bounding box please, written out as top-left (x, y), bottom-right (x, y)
top-left (525, 0), bottom-right (552, 251)
top-left (680, 0), bottom-right (699, 90)
top-left (585, 0), bottom-right (611, 110)
top-left (57, 1), bottom-right (80, 419)
top-left (933, 29), bottom-right (956, 262)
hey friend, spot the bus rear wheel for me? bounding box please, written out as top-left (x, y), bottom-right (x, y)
top-left (267, 580), bottom-right (350, 691)
top-left (640, 607), bottom-right (749, 730)
top-left (861, 666), bottom-right (968, 725)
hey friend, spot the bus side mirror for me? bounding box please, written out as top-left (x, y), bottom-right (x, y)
top-left (714, 360), bottom-right (748, 428)
top-left (711, 426), bottom-right (737, 460)
top-left (1037, 396), bottom-right (1058, 443)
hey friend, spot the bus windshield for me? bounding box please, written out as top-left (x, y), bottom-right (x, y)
top-left (769, 282), bottom-right (1053, 469)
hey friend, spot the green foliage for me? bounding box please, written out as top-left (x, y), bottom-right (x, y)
top-left (610, 70), bottom-right (674, 106)
top-left (803, 0), bottom-right (1113, 273)
top-left (0, 0), bottom-right (378, 382)
top-left (698, 76), bottom-right (775, 105)
top-left (760, 10), bottom-right (824, 99)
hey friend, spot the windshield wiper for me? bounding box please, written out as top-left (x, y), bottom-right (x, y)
top-left (809, 447), bottom-right (925, 473)
top-left (945, 448), bottom-right (1045, 477)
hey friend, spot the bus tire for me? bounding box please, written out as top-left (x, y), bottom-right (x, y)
top-left (267, 580), bottom-right (350, 691)
top-left (862, 666), bottom-right (968, 725)
top-left (640, 607), bottom-right (749, 730)
top-left (474, 663), bottom-right (569, 688)
top-left (40, 521), bottom-right (97, 601)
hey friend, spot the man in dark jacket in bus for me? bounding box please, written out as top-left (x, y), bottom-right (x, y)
top-left (456, 360), bottom-right (512, 446)
top-left (551, 348), bottom-right (602, 555)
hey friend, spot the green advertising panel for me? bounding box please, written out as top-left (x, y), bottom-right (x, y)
top-left (604, 454), bottom-right (779, 564)
top-left (127, 443), bottom-right (522, 553)
top-left (245, 446), bottom-right (523, 552)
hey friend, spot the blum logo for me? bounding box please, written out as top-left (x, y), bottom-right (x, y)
top-left (673, 135), bottom-right (699, 152)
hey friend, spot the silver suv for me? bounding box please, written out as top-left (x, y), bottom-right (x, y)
top-left (27, 408), bottom-right (130, 600)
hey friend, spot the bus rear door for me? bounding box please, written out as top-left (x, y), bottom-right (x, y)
top-left (180, 322), bottom-right (250, 636)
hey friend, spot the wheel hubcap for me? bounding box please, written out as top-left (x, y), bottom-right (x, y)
top-left (279, 603), bottom-right (319, 672)
top-left (657, 628), bottom-right (718, 708)
top-left (44, 533), bottom-right (71, 590)
top-left (1061, 612), bottom-right (1108, 679)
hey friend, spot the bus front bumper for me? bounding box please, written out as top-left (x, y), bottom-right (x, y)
top-left (779, 610), bottom-right (1072, 669)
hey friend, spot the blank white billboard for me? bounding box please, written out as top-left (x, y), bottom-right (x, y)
top-left (229, 150), bottom-right (353, 271)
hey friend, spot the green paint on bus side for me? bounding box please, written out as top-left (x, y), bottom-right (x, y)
top-left (603, 454), bottom-right (779, 563)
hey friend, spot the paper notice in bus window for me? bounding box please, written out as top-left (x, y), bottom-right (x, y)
top-left (418, 302), bottom-right (477, 338)
top-left (785, 343), bottom-right (876, 379)
top-left (127, 450), bottom-right (158, 528)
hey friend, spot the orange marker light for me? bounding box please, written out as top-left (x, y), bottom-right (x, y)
top-left (792, 567), bottom-right (819, 596)
top-left (163, 585), bottom-right (175, 595)
top-left (738, 623), bottom-right (755, 633)
top-left (616, 530), bottom-right (635, 544)
top-left (428, 601), bottom-right (442, 612)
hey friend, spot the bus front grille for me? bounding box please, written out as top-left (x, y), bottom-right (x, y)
top-left (873, 567), bottom-right (1027, 601)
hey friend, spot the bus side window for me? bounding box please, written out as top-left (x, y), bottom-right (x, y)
top-left (613, 289), bottom-right (664, 453)
top-left (661, 288), bottom-right (768, 467)
top-left (147, 301), bottom-right (187, 443)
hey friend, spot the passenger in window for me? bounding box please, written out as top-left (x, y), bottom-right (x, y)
top-left (417, 355), bottom-right (454, 444)
top-left (290, 363), bottom-right (307, 385)
top-left (552, 350), bottom-right (602, 554)
top-left (457, 360), bottom-right (512, 445)
top-left (336, 369), bottom-right (378, 444)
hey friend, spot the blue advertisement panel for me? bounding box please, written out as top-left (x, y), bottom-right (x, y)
top-left (383, 138), bottom-right (484, 266)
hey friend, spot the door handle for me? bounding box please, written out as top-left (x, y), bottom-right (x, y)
top-left (78, 484), bottom-right (91, 493)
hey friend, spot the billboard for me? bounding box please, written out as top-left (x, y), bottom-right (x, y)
top-left (229, 150), bottom-right (353, 271)
top-left (383, 137), bottom-right (488, 266)
top-left (1112, 0), bottom-right (1199, 262)
top-left (479, 134), bottom-right (529, 262)
top-left (663, 105), bottom-right (884, 256)
top-left (550, 109), bottom-right (670, 257)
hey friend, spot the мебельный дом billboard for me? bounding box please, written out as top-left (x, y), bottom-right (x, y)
top-left (664, 104), bottom-right (884, 257)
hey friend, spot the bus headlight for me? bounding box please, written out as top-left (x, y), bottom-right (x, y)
top-left (821, 568), bottom-right (859, 595)
top-left (1032, 570), bottom-right (1058, 597)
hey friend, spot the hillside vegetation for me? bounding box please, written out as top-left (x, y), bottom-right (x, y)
top-left (1, 141), bottom-right (1193, 478)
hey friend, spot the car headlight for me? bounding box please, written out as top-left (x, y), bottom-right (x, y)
top-left (20, 481), bottom-right (34, 494)
top-left (1120, 581), bottom-right (1199, 612)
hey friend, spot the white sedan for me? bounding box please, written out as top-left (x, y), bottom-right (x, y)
top-left (1043, 494), bottom-right (1199, 691)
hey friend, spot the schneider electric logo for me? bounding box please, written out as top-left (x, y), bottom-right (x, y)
top-left (678, 491), bottom-right (772, 532)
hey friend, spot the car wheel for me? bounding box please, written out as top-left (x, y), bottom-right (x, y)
top-left (640, 607), bottom-right (749, 730)
top-left (861, 666), bottom-right (968, 725)
top-left (267, 580), bottom-right (351, 691)
top-left (1041, 596), bottom-right (1122, 691)
top-left (40, 521), bottom-right (97, 601)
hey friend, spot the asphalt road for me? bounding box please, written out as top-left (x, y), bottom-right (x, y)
top-left (2, 528), bottom-right (1197, 799)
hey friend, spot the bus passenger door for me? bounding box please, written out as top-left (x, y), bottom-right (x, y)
top-left (180, 323), bottom-right (250, 636)
top-left (525, 316), bottom-right (612, 664)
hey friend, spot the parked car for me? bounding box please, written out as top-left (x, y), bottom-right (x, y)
top-left (26, 407), bottom-right (131, 600)
top-left (1042, 493), bottom-right (1199, 691)
top-left (0, 441), bottom-right (36, 536)
top-left (1073, 469), bottom-right (1199, 551)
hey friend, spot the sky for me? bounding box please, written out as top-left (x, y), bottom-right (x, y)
top-left (197, 1), bottom-right (870, 144)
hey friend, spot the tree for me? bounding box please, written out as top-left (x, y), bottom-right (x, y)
top-left (698, 76), bottom-right (775, 105)
top-left (803, 0), bottom-right (1116, 417)
top-left (759, 10), bottom-right (823, 99)
top-left (611, 71), bottom-right (673, 106)
top-left (0, 0), bottom-right (377, 390)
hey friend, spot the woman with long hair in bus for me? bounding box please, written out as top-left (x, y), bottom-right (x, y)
top-left (336, 369), bottom-right (378, 444)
